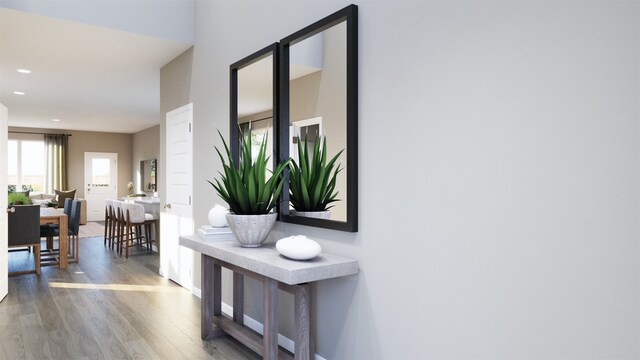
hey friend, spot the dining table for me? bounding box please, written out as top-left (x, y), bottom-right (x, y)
top-left (39, 207), bottom-right (68, 269)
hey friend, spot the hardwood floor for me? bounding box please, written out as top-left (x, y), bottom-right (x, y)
top-left (2, 232), bottom-right (260, 360)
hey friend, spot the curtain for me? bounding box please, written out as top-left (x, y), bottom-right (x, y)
top-left (44, 134), bottom-right (69, 193)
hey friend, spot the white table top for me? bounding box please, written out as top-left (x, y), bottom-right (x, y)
top-left (179, 235), bottom-right (359, 285)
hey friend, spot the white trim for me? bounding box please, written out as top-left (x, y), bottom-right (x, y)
top-left (191, 286), bottom-right (327, 360)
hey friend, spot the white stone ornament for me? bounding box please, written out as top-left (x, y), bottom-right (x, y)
top-left (276, 235), bottom-right (321, 260)
top-left (208, 204), bottom-right (229, 227)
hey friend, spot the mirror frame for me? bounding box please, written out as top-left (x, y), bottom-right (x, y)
top-left (140, 159), bottom-right (157, 193)
top-left (278, 4), bottom-right (358, 232)
top-left (229, 42), bottom-right (280, 168)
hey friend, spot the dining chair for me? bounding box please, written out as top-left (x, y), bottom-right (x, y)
top-left (8, 204), bottom-right (41, 276)
top-left (41, 198), bottom-right (72, 250)
top-left (40, 198), bottom-right (81, 263)
top-left (67, 200), bottom-right (82, 262)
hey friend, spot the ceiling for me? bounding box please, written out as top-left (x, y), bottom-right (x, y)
top-left (0, 7), bottom-right (192, 134)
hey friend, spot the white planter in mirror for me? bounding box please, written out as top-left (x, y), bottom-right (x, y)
top-left (290, 210), bottom-right (331, 220)
top-left (276, 235), bottom-right (322, 261)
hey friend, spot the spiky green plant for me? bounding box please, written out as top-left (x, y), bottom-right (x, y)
top-left (289, 136), bottom-right (343, 212)
top-left (208, 130), bottom-right (290, 215)
top-left (8, 192), bottom-right (31, 205)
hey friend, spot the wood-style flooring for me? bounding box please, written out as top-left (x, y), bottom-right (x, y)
top-left (1, 230), bottom-right (260, 360)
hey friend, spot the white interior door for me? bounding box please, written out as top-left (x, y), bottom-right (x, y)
top-left (84, 152), bottom-right (117, 221)
top-left (1, 103), bottom-right (8, 302)
top-left (160, 103), bottom-right (194, 290)
top-left (289, 116), bottom-right (323, 163)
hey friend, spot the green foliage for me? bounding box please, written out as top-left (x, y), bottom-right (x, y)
top-left (208, 130), bottom-right (290, 215)
top-left (289, 136), bottom-right (343, 212)
top-left (8, 192), bottom-right (32, 205)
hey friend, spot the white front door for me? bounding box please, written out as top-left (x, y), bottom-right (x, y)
top-left (84, 152), bottom-right (117, 221)
top-left (0, 103), bottom-right (8, 302)
top-left (160, 103), bottom-right (194, 290)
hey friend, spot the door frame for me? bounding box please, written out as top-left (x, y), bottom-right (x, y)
top-left (1, 103), bottom-right (8, 302)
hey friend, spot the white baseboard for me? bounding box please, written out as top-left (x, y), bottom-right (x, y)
top-left (191, 286), bottom-right (326, 360)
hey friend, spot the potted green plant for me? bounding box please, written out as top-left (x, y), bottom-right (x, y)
top-left (208, 130), bottom-right (290, 247)
top-left (8, 192), bottom-right (32, 206)
top-left (288, 136), bottom-right (343, 220)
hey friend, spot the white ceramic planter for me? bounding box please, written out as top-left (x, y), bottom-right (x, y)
top-left (290, 210), bottom-right (331, 220)
top-left (225, 213), bottom-right (277, 247)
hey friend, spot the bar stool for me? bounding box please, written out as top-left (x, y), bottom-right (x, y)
top-left (119, 202), bottom-right (156, 258)
top-left (112, 200), bottom-right (125, 252)
top-left (144, 211), bottom-right (159, 254)
top-left (104, 199), bottom-right (113, 247)
top-left (104, 199), bottom-right (120, 249)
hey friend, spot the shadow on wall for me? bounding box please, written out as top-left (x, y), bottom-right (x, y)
top-left (316, 273), bottom-right (381, 358)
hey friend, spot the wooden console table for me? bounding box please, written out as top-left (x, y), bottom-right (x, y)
top-left (179, 235), bottom-right (358, 360)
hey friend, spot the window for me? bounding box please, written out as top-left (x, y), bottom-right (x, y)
top-left (239, 117), bottom-right (274, 172)
top-left (92, 158), bottom-right (111, 185)
top-left (8, 139), bottom-right (45, 193)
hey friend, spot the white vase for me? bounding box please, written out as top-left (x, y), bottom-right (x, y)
top-left (276, 235), bottom-right (322, 260)
top-left (208, 204), bottom-right (229, 227)
top-left (225, 213), bottom-right (277, 247)
top-left (290, 210), bottom-right (331, 220)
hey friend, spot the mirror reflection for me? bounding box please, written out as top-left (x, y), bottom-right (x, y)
top-left (140, 159), bottom-right (157, 192)
top-left (237, 53), bottom-right (274, 171)
top-left (279, 4), bottom-right (357, 232)
top-left (289, 20), bottom-right (347, 222)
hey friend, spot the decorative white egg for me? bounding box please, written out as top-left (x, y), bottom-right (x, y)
top-left (208, 204), bottom-right (229, 227)
top-left (276, 235), bottom-right (321, 260)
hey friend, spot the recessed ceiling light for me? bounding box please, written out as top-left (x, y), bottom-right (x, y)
top-left (17, 69), bottom-right (31, 74)
top-left (51, 118), bottom-right (61, 122)
top-left (13, 91), bottom-right (25, 95)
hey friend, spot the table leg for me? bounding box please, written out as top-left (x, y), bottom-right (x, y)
top-left (294, 284), bottom-right (313, 360)
top-left (201, 254), bottom-right (221, 339)
top-left (233, 272), bottom-right (244, 325)
top-left (59, 217), bottom-right (68, 269)
top-left (214, 262), bottom-right (222, 316)
top-left (263, 277), bottom-right (278, 359)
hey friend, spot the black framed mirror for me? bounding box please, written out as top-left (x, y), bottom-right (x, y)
top-left (230, 43), bottom-right (279, 170)
top-left (279, 4), bottom-right (358, 232)
top-left (140, 159), bottom-right (157, 192)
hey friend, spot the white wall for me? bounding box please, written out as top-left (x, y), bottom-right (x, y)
top-left (191, 1), bottom-right (639, 358)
